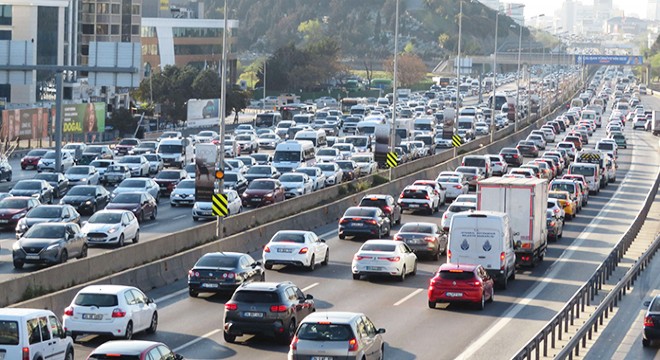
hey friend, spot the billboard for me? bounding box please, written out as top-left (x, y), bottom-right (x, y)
top-left (187, 99), bottom-right (220, 127)
top-left (60, 102), bottom-right (106, 134)
top-left (1, 107), bottom-right (50, 141)
top-left (195, 143), bottom-right (218, 203)
top-left (575, 55), bottom-right (643, 65)
top-left (374, 124), bottom-right (391, 168)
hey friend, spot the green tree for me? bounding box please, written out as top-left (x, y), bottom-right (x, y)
top-left (227, 85), bottom-right (252, 123)
top-left (192, 69), bottom-right (222, 99)
top-left (298, 19), bottom-right (324, 44)
top-left (106, 108), bottom-right (135, 136)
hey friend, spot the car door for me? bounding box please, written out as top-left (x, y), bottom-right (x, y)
top-left (293, 286), bottom-right (314, 317)
top-left (26, 317), bottom-right (49, 360)
top-left (68, 224), bottom-right (85, 257)
top-left (361, 316), bottom-right (381, 360)
top-left (308, 233), bottom-right (324, 262)
top-left (97, 187), bottom-right (109, 208)
top-left (47, 315), bottom-right (68, 360)
top-left (129, 289), bottom-right (151, 331)
top-left (402, 243), bottom-right (415, 270)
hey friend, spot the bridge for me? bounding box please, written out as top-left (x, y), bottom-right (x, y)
top-left (434, 52), bottom-right (576, 74)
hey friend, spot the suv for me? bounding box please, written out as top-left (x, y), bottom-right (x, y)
top-left (0, 308), bottom-right (74, 360)
top-left (397, 185), bottom-right (440, 215)
top-left (289, 312), bottom-right (386, 360)
top-left (462, 155), bottom-right (492, 178)
top-left (358, 194), bottom-right (402, 225)
top-left (223, 281), bottom-right (315, 344)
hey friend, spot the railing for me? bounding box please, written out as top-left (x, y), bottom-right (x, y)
top-left (512, 171), bottom-right (660, 360)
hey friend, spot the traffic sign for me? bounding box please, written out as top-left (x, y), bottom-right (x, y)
top-left (215, 170), bottom-right (224, 180)
top-left (452, 135), bottom-right (464, 147)
top-left (212, 193), bottom-right (228, 217)
top-left (386, 152), bottom-right (398, 168)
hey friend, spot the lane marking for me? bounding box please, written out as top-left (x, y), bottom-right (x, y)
top-left (301, 282), bottom-right (319, 292)
top-left (318, 229), bottom-right (337, 239)
top-left (172, 328), bottom-right (222, 352)
top-left (173, 214), bottom-right (187, 220)
top-left (394, 288), bottom-right (424, 306)
top-left (155, 288), bottom-right (188, 303)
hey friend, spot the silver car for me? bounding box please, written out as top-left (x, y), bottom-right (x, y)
top-left (144, 154), bottom-right (164, 174)
top-left (117, 155), bottom-right (150, 177)
top-left (169, 179), bottom-right (195, 206)
top-left (288, 311), bottom-right (385, 360)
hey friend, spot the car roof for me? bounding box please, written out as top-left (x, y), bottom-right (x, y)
top-left (362, 194), bottom-right (389, 199)
top-left (91, 340), bottom-right (163, 355)
top-left (202, 252), bottom-right (244, 258)
top-left (238, 281), bottom-right (293, 291)
top-left (302, 311), bottom-right (363, 324)
top-left (78, 285), bottom-right (136, 294)
top-left (363, 239), bottom-right (399, 246)
top-left (438, 263), bottom-right (477, 272)
top-left (0, 308), bottom-right (55, 318)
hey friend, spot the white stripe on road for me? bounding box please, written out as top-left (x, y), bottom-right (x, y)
top-left (173, 214), bottom-right (187, 220)
top-left (154, 288), bottom-right (188, 303)
top-left (172, 328), bottom-right (222, 353)
top-left (301, 282), bottom-right (319, 292)
top-left (394, 288), bottom-right (424, 306)
top-left (318, 229), bottom-right (337, 240)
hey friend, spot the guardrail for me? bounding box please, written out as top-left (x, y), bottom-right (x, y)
top-left (511, 170), bottom-right (660, 360)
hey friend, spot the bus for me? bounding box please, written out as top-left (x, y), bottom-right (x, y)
top-left (277, 104), bottom-right (307, 120)
top-left (272, 140), bottom-right (316, 173)
top-left (255, 112), bottom-right (282, 129)
top-left (340, 97), bottom-right (367, 113)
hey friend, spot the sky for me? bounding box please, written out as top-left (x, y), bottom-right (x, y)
top-left (519, 0), bottom-right (647, 20)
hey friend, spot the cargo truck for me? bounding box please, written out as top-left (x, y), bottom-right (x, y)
top-left (653, 110), bottom-right (660, 136)
top-left (477, 177), bottom-right (548, 267)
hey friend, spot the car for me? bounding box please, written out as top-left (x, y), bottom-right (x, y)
top-left (223, 171), bottom-right (249, 194)
top-left (12, 223), bottom-right (87, 268)
top-left (547, 198), bottom-right (566, 220)
top-left (114, 138), bottom-right (140, 156)
top-left (79, 145), bottom-right (114, 165)
top-left (187, 252), bottom-right (265, 297)
top-left (643, 294), bottom-right (660, 347)
top-left (474, 121), bottom-right (490, 135)
top-left (154, 169), bottom-right (188, 195)
top-left (289, 312), bottom-right (386, 360)
top-left (436, 174), bottom-right (469, 201)
top-left (550, 179), bottom-right (582, 211)
top-left (34, 172), bottom-right (69, 198)
top-left (0, 308), bottom-right (74, 360)
top-left (157, 131), bottom-right (183, 142)
top-left (486, 154), bottom-right (509, 176)
top-left (280, 172), bottom-right (314, 198)
top-left (251, 153), bottom-right (273, 165)
top-left (317, 162), bottom-right (343, 186)
top-left (106, 192), bottom-right (158, 222)
top-left (65, 165), bottom-right (100, 186)
top-left (117, 155), bottom-right (150, 177)
top-left (15, 204), bottom-right (80, 238)
top-left (112, 178), bottom-right (160, 202)
top-left (241, 179), bottom-right (286, 208)
top-left (20, 148), bottom-right (49, 169)
top-left (427, 263), bottom-right (495, 310)
top-left (350, 154), bottom-right (378, 176)
top-left (394, 222), bottom-right (446, 260)
top-left (610, 133), bottom-right (627, 149)
top-left (86, 340), bottom-right (183, 360)
top-left (225, 159), bottom-right (248, 175)
top-left (62, 143), bottom-right (86, 163)
top-left (82, 209), bottom-right (139, 247)
top-left (37, 150), bottom-right (74, 172)
top-left (103, 164), bottom-right (132, 186)
top-left (169, 179), bottom-right (196, 206)
top-left (244, 165), bottom-right (280, 184)
top-left (129, 141), bottom-right (159, 155)
top-left (235, 133), bottom-right (259, 154)
top-left (192, 190), bottom-right (242, 221)
top-left (296, 167), bottom-right (326, 191)
top-left (0, 196), bottom-right (40, 229)
top-left (336, 160), bottom-right (359, 181)
top-left (143, 153), bottom-right (164, 174)
top-left (263, 230), bottom-right (329, 271)
top-left (10, 179), bottom-right (54, 204)
top-left (235, 156), bottom-right (258, 170)
top-left (63, 285), bottom-right (157, 340)
top-left (234, 124), bottom-right (255, 135)
top-left (546, 209), bottom-right (563, 241)
top-left (89, 159), bottom-right (115, 183)
top-left (256, 133), bottom-right (283, 150)
top-left (351, 239), bottom-right (418, 281)
top-left (455, 166), bottom-right (485, 191)
top-left (316, 148), bottom-right (342, 163)
top-left (398, 185), bottom-right (440, 215)
top-left (440, 201), bottom-right (476, 232)
top-left (556, 142), bottom-right (577, 160)
top-left (358, 194), bottom-right (402, 226)
top-left (516, 140), bottom-right (539, 157)
top-left (548, 190), bottom-right (577, 220)
top-left (332, 143), bottom-right (357, 159)
top-left (223, 281), bottom-right (316, 344)
top-left (195, 130), bottom-right (218, 143)
top-left (338, 206), bottom-right (391, 240)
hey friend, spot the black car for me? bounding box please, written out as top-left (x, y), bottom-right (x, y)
top-left (12, 223), bottom-right (88, 269)
top-left (60, 185), bottom-right (110, 215)
top-left (499, 147), bottom-right (523, 167)
top-left (15, 204), bottom-right (81, 238)
top-left (34, 172), bottom-right (69, 198)
top-left (223, 281), bottom-right (315, 344)
top-left (224, 171), bottom-right (248, 194)
top-left (154, 169), bottom-right (188, 195)
top-left (516, 141), bottom-right (539, 158)
top-left (244, 165), bottom-right (280, 183)
top-left (338, 206), bottom-right (391, 240)
top-left (187, 252), bottom-right (265, 297)
top-left (358, 194), bottom-right (402, 226)
top-left (79, 145), bottom-right (113, 165)
top-left (643, 294), bottom-right (660, 347)
top-left (9, 179), bottom-right (54, 204)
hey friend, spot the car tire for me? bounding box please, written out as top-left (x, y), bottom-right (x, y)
top-left (433, 249), bottom-right (440, 261)
top-left (396, 215), bottom-right (401, 225)
top-left (398, 266), bottom-right (406, 282)
top-left (477, 292), bottom-right (486, 310)
top-left (411, 261), bottom-right (417, 276)
top-left (133, 230), bottom-right (140, 243)
top-left (188, 288), bottom-right (198, 298)
top-left (77, 245), bottom-right (88, 259)
top-left (307, 255), bottom-right (316, 272)
top-left (223, 331), bottom-right (236, 344)
top-left (322, 249), bottom-right (329, 266)
top-left (171, 202), bottom-right (177, 207)
top-left (498, 273), bottom-right (508, 290)
top-left (124, 322), bottom-right (133, 340)
top-left (265, 262), bottom-right (273, 270)
top-left (146, 312), bottom-right (158, 334)
top-left (487, 287), bottom-right (494, 303)
top-left (118, 235), bottom-right (125, 248)
top-left (193, 216), bottom-right (199, 222)
top-left (13, 260), bottom-right (24, 269)
top-left (139, 211), bottom-right (145, 223)
top-left (150, 207), bottom-right (157, 220)
top-left (279, 320), bottom-right (296, 345)
top-left (59, 250), bottom-right (68, 264)
top-left (352, 273), bottom-right (360, 280)
top-left (339, 234), bottom-right (345, 240)
top-left (642, 338), bottom-right (650, 347)
top-left (428, 301), bottom-right (436, 309)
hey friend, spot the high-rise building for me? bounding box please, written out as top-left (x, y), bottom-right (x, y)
top-left (561, 0), bottom-right (576, 33)
top-left (480, 0), bottom-right (501, 12)
top-left (595, 0), bottom-right (613, 21)
top-left (649, 0), bottom-right (660, 21)
top-left (503, 3), bottom-right (525, 25)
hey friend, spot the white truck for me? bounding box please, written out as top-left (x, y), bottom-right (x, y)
top-left (653, 110), bottom-right (660, 136)
top-left (477, 177), bottom-right (548, 267)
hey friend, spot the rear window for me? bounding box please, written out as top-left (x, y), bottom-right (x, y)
top-left (0, 320), bottom-right (19, 345)
top-left (232, 290), bottom-right (280, 303)
top-left (74, 293), bottom-right (119, 307)
top-left (399, 224), bottom-right (434, 233)
top-left (651, 297), bottom-right (660, 312)
top-left (344, 208), bottom-right (376, 217)
top-left (297, 323), bottom-right (354, 341)
top-left (598, 143), bottom-right (614, 150)
top-left (361, 243), bottom-right (396, 252)
top-left (402, 189), bottom-right (429, 199)
top-left (196, 255), bottom-right (239, 268)
top-left (439, 270), bottom-right (475, 280)
top-left (271, 232), bottom-right (305, 243)
top-left (570, 165), bottom-right (595, 176)
top-left (449, 204), bottom-right (475, 213)
top-left (88, 356), bottom-right (140, 360)
top-left (359, 199), bottom-right (386, 208)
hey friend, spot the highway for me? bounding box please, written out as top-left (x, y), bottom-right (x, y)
top-left (65, 95), bottom-right (660, 359)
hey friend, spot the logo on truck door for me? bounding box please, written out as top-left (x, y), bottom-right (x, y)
top-left (461, 239), bottom-right (470, 250)
top-left (482, 240), bottom-right (492, 252)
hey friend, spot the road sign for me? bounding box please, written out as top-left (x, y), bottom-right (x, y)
top-left (452, 135), bottom-right (464, 147)
top-left (575, 55), bottom-right (643, 66)
top-left (212, 193), bottom-right (228, 217)
top-left (386, 152), bottom-right (398, 168)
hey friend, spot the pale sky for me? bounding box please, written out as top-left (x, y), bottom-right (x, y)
top-left (520, 0), bottom-right (647, 20)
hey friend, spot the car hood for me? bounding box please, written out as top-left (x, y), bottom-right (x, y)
top-left (244, 189), bottom-right (273, 196)
top-left (24, 217), bottom-right (63, 226)
top-left (245, 174), bottom-right (270, 180)
top-left (18, 238), bottom-right (60, 248)
top-left (0, 208), bottom-right (26, 216)
top-left (122, 163), bottom-right (142, 169)
top-left (280, 181), bottom-right (303, 188)
top-left (82, 223), bottom-right (120, 233)
top-left (62, 195), bottom-right (94, 203)
top-left (113, 187), bottom-right (146, 194)
top-left (22, 156), bottom-right (41, 161)
top-left (106, 203), bottom-right (140, 210)
top-left (9, 190), bottom-right (39, 196)
top-left (66, 174), bottom-right (89, 180)
top-left (155, 179), bottom-right (177, 184)
top-left (171, 189), bottom-right (195, 196)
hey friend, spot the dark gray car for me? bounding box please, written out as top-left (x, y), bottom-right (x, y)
top-left (12, 223), bottom-right (88, 269)
top-left (15, 204), bottom-right (81, 238)
top-left (394, 222), bottom-right (447, 260)
top-left (34, 172), bottom-right (69, 198)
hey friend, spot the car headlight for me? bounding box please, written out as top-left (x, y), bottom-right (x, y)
top-left (12, 241), bottom-right (21, 250)
top-left (108, 226), bottom-right (119, 234)
top-left (85, 200), bottom-right (92, 205)
top-left (80, 178), bottom-right (88, 182)
top-left (193, 203), bottom-right (200, 209)
top-left (46, 243), bottom-right (60, 251)
top-left (12, 212), bottom-right (26, 220)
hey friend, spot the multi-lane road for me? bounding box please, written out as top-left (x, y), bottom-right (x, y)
top-left (62, 94), bottom-right (660, 359)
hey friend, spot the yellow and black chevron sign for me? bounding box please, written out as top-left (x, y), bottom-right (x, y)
top-left (452, 135), bottom-right (464, 147)
top-left (579, 152), bottom-right (600, 160)
top-left (212, 193), bottom-right (228, 217)
top-left (386, 151), bottom-right (398, 168)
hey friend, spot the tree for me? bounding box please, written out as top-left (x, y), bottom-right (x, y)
top-left (227, 85), bottom-right (252, 123)
top-left (298, 19), bottom-right (324, 45)
top-left (383, 53), bottom-right (428, 87)
top-left (192, 69), bottom-right (222, 99)
top-left (106, 108), bottom-right (135, 136)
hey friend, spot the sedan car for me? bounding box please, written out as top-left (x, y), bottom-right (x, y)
top-left (351, 154), bottom-right (378, 176)
top-left (241, 179), bottom-right (285, 208)
top-left (250, 153), bottom-right (273, 165)
top-left (86, 341), bottom-right (183, 360)
top-left (103, 164), bottom-right (131, 186)
top-left (455, 166), bottom-right (484, 191)
top-left (0, 196), bottom-right (40, 229)
top-left (79, 145), bottom-right (114, 165)
top-left (10, 179), bottom-right (54, 204)
top-left (144, 153), bottom-right (164, 174)
top-left (129, 141), bottom-right (158, 155)
top-left (351, 240), bottom-right (417, 281)
top-left (112, 178), bottom-right (160, 202)
top-left (394, 222), bottom-right (446, 260)
top-left (427, 263), bottom-right (494, 310)
top-left (643, 294), bottom-right (660, 347)
top-left (546, 208), bottom-right (563, 242)
top-left (117, 155), bottom-right (150, 177)
top-left (338, 206), bottom-right (391, 240)
top-left (516, 140), bottom-right (539, 158)
top-left (21, 149), bottom-right (49, 170)
top-left (316, 162), bottom-right (343, 186)
top-left (59, 185), bottom-right (110, 215)
top-left (37, 150), bottom-right (75, 172)
top-left (65, 165), bottom-right (100, 186)
top-left (316, 148), bottom-right (342, 163)
top-left (34, 172), bottom-right (69, 198)
top-left (192, 190), bottom-right (242, 221)
top-left (358, 194), bottom-right (402, 226)
top-left (12, 223), bottom-right (87, 268)
top-left (296, 167), bottom-right (326, 191)
top-left (169, 179), bottom-right (195, 206)
top-left (441, 201), bottom-right (477, 232)
top-left (82, 209), bottom-right (140, 247)
top-left (280, 172), bottom-right (314, 198)
top-left (256, 133), bottom-right (282, 150)
top-left (15, 204), bottom-right (80, 238)
top-left (263, 230), bottom-right (329, 271)
top-left (89, 159), bottom-right (115, 183)
top-left (486, 154), bottom-right (509, 176)
top-left (154, 169), bottom-right (188, 195)
top-left (106, 192), bottom-right (158, 222)
top-left (188, 252), bottom-right (265, 297)
top-left (244, 165), bottom-right (280, 184)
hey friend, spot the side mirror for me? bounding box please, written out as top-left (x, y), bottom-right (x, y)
top-left (305, 294), bottom-right (314, 300)
top-left (146, 297), bottom-right (155, 304)
top-left (320, 238), bottom-right (326, 243)
top-left (174, 355), bottom-right (184, 360)
top-left (377, 328), bottom-right (386, 334)
top-left (643, 300), bottom-right (651, 307)
top-left (82, 221), bottom-right (88, 226)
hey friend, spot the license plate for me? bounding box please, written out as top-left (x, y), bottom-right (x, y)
top-left (202, 283), bottom-right (219, 288)
top-left (406, 239), bottom-right (422, 244)
top-left (366, 266), bottom-right (382, 271)
top-left (82, 313), bottom-right (103, 320)
top-left (351, 222), bottom-right (363, 227)
top-left (446, 292), bottom-right (463, 298)
top-left (409, 204), bottom-right (419, 208)
top-left (277, 248), bottom-right (293, 253)
top-left (243, 311), bottom-right (264, 318)
top-left (25, 255), bottom-right (40, 260)
top-left (0, 219), bottom-right (7, 223)
top-left (160, 186), bottom-right (167, 190)
top-left (311, 357), bottom-right (333, 360)
top-left (251, 198), bottom-right (261, 202)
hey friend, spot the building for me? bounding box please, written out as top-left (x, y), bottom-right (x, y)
top-left (595, 0), bottom-right (613, 22)
top-left (560, 0), bottom-right (577, 33)
top-left (503, 3), bottom-right (525, 25)
top-left (480, 0), bottom-right (501, 12)
top-left (649, 0), bottom-right (660, 21)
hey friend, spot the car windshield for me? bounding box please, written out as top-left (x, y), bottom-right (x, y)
top-left (199, 131), bottom-right (215, 137)
top-left (156, 171), bottom-right (179, 180)
top-left (570, 166), bottom-right (594, 176)
top-left (68, 187), bottom-right (96, 196)
top-left (549, 192), bottom-right (568, 200)
top-left (337, 162), bottom-right (354, 170)
top-left (118, 180), bottom-right (145, 188)
top-left (232, 290), bottom-right (280, 303)
top-left (317, 164), bottom-right (335, 171)
top-left (437, 177), bottom-right (459, 183)
top-left (402, 189), bottom-right (429, 199)
top-left (112, 193), bottom-right (141, 203)
top-left (252, 154), bottom-right (269, 161)
top-left (271, 232), bottom-right (306, 243)
top-left (90, 161), bottom-right (110, 168)
top-left (144, 155), bottom-right (159, 161)
top-left (248, 167), bottom-right (271, 175)
top-left (224, 173), bottom-right (238, 182)
top-left (297, 323), bottom-right (353, 341)
top-left (176, 180), bottom-right (195, 189)
top-left (119, 157), bottom-right (141, 164)
top-left (107, 165), bottom-right (127, 173)
top-left (14, 181), bottom-right (40, 190)
top-left (35, 173), bottom-right (57, 181)
top-left (352, 156), bottom-right (371, 163)
top-left (448, 204), bottom-right (475, 212)
top-left (260, 134), bottom-right (277, 139)
top-left (551, 183), bottom-right (575, 193)
top-left (43, 152), bottom-right (56, 159)
top-left (119, 139), bottom-right (138, 146)
top-left (196, 255), bottom-right (239, 268)
top-left (280, 174), bottom-right (303, 182)
top-left (88, 212), bottom-right (122, 224)
top-left (0, 198), bottom-right (28, 209)
top-left (27, 149), bottom-right (48, 157)
top-left (334, 144), bottom-right (351, 151)
top-left (598, 143), bottom-right (614, 150)
top-left (360, 198), bottom-right (386, 207)
top-left (28, 206), bottom-right (62, 218)
top-left (159, 144), bottom-right (182, 153)
top-left (74, 293), bottom-right (118, 307)
top-left (346, 137), bottom-right (368, 147)
top-left (273, 151), bottom-right (301, 162)
top-left (297, 169), bottom-right (317, 177)
top-left (85, 147), bottom-right (103, 154)
top-left (137, 142), bottom-right (156, 149)
top-left (457, 167), bottom-right (478, 174)
top-left (361, 243), bottom-right (395, 252)
top-left (67, 167), bottom-right (89, 175)
top-left (399, 223), bottom-right (434, 233)
top-left (24, 225), bottom-right (65, 239)
top-left (317, 149), bottom-right (336, 156)
top-left (249, 181), bottom-right (274, 190)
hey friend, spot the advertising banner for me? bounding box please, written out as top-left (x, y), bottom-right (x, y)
top-left (195, 143), bottom-right (218, 203)
top-left (1, 107), bottom-right (50, 140)
top-left (374, 124), bottom-right (391, 168)
top-left (187, 99), bottom-right (220, 128)
top-left (60, 102), bottom-right (106, 134)
top-left (575, 55), bottom-right (643, 65)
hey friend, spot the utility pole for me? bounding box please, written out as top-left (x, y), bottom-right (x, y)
top-left (262, 59), bottom-right (266, 112)
top-left (389, 0), bottom-right (400, 181)
top-left (514, 19), bottom-right (523, 133)
top-left (216, 0), bottom-right (229, 238)
top-left (490, 12), bottom-right (498, 143)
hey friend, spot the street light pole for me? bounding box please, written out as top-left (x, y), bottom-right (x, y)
top-left (216, 0), bottom-right (229, 238)
top-left (262, 59), bottom-right (266, 112)
top-left (490, 11), bottom-right (498, 143)
top-left (514, 20), bottom-right (523, 133)
top-left (456, 0), bottom-right (463, 110)
top-left (389, 0), bottom-right (400, 181)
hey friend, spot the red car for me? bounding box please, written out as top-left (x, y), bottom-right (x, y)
top-left (0, 196), bottom-right (41, 228)
top-left (105, 192), bottom-right (158, 222)
top-left (428, 263), bottom-right (495, 310)
top-left (154, 169), bottom-right (188, 195)
top-left (114, 138), bottom-right (140, 156)
top-left (20, 149), bottom-right (48, 170)
top-left (241, 179), bottom-right (285, 208)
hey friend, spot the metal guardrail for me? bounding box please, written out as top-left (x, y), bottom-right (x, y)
top-left (512, 170), bottom-right (660, 360)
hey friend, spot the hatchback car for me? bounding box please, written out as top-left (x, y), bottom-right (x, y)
top-left (15, 204), bottom-right (80, 238)
top-left (63, 285), bottom-right (157, 340)
top-left (241, 179), bottom-right (285, 208)
top-left (398, 185), bottom-right (440, 215)
top-left (86, 340), bottom-right (183, 360)
top-left (394, 222), bottom-right (447, 260)
top-left (65, 166), bottom-right (100, 186)
top-left (352, 240), bottom-right (418, 281)
top-left (37, 150), bottom-right (74, 172)
top-left (188, 252), bottom-right (265, 297)
top-left (280, 172), bottom-right (314, 198)
top-left (82, 210), bottom-right (140, 247)
top-left (21, 148), bottom-right (49, 169)
top-left (338, 206), bottom-right (391, 240)
top-left (12, 223), bottom-right (88, 269)
top-left (169, 179), bottom-right (196, 206)
top-left (106, 192), bottom-right (158, 222)
top-left (427, 263), bottom-right (495, 310)
top-left (114, 138), bottom-right (140, 156)
top-left (10, 179), bottom-right (54, 204)
top-left (263, 230), bottom-right (329, 271)
top-left (317, 162), bottom-right (343, 186)
top-left (358, 194), bottom-right (402, 226)
top-left (643, 294), bottom-right (660, 347)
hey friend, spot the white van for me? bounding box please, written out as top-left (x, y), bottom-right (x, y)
top-left (294, 129), bottom-right (327, 147)
top-left (156, 138), bottom-right (194, 168)
top-left (568, 163), bottom-right (600, 194)
top-left (272, 140), bottom-right (316, 173)
top-left (447, 211), bottom-right (516, 287)
top-left (356, 121), bottom-right (385, 139)
top-left (0, 308), bottom-right (74, 360)
top-left (413, 117), bottom-right (436, 134)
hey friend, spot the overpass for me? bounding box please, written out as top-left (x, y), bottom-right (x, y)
top-left (434, 52), bottom-right (576, 74)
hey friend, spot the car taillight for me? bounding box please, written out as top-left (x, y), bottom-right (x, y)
top-left (378, 256), bottom-right (400, 262)
top-left (111, 308), bottom-right (126, 318)
top-left (222, 272), bottom-right (235, 279)
top-left (22, 347), bottom-right (29, 360)
top-left (188, 270), bottom-right (199, 278)
top-left (290, 335), bottom-right (299, 350)
top-left (264, 245), bottom-right (271, 253)
top-left (348, 338), bottom-right (359, 352)
top-left (399, 193), bottom-right (404, 198)
top-left (339, 219), bottom-right (349, 224)
top-left (270, 305), bottom-right (288, 312)
top-left (354, 255), bottom-right (368, 261)
top-left (299, 247), bottom-right (309, 254)
top-left (383, 206), bottom-right (392, 213)
top-left (550, 221), bottom-right (556, 227)
top-left (443, 213), bottom-right (448, 219)
top-left (424, 236), bottom-right (436, 243)
top-left (447, 250), bottom-right (452, 260)
top-left (394, 235), bottom-right (403, 241)
top-left (366, 219), bottom-right (377, 225)
top-left (470, 280), bottom-right (482, 287)
top-left (64, 307), bottom-right (74, 317)
top-left (644, 315), bottom-right (654, 327)
top-left (225, 303), bottom-right (238, 311)
top-left (454, 185), bottom-right (462, 189)
top-left (425, 195), bottom-right (430, 200)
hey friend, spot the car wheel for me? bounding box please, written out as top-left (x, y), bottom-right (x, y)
top-left (280, 319), bottom-right (296, 345)
top-left (487, 287), bottom-right (494, 303)
top-left (433, 249), bottom-right (440, 261)
top-left (223, 331), bottom-right (236, 344)
top-left (396, 214), bottom-right (402, 225)
top-left (59, 250), bottom-right (68, 264)
top-left (139, 211), bottom-right (145, 223)
top-left (385, 225), bottom-right (391, 237)
top-left (352, 273), bottom-right (360, 280)
top-left (188, 288), bottom-right (198, 298)
top-left (265, 262), bottom-right (273, 270)
top-left (558, 226), bottom-right (563, 239)
top-left (193, 216), bottom-right (199, 221)
top-left (428, 301), bottom-right (437, 309)
top-left (133, 230), bottom-right (140, 243)
top-left (398, 266), bottom-right (406, 282)
top-left (411, 261), bottom-right (417, 276)
top-left (146, 312), bottom-right (158, 334)
top-left (642, 338), bottom-right (650, 347)
top-left (150, 207), bottom-right (157, 220)
top-left (123, 322), bottom-right (133, 340)
top-left (307, 255), bottom-right (316, 272)
top-left (171, 202), bottom-right (177, 207)
top-left (118, 235), bottom-right (125, 248)
top-left (339, 234), bottom-right (345, 240)
top-left (64, 348), bottom-right (74, 360)
top-left (322, 249), bottom-right (329, 266)
top-left (477, 292), bottom-right (486, 310)
top-left (13, 260), bottom-right (24, 269)
top-left (499, 273), bottom-right (508, 290)
top-left (77, 245), bottom-right (88, 259)
top-left (91, 204), bottom-right (97, 214)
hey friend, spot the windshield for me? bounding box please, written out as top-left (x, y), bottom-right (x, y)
top-left (458, 121), bottom-right (473, 129)
top-left (260, 134), bottom-right (277, 140)
top-left (35, 174), bottom-right (57, 182)
top-left (119, 139), bottom-right (138, 146)
top-left (236, 135), bottom-right (252, 141)
top-left (598, 143), bottom-right (614, 150)
top-left (112, 193), bottom-right (141, 203)
top-left (118, 180), bottom-right (145, 188)
top-left (85, 147), bottom-right (103, 154)
top-left (68, 187), bottom-right (96, 196)
top-left (14, 181), bottom-right (40, 190)
top-left (88, 212), bottom-right (122, 224)
top-left (437, 176), bottom-right (459, 183)
top-left (196, 255), bottom-right (239, 268)
top-left (317, 149), bottom-right (336, 156)
top-left (549, 192), bottom-right (568, 200)
top-left (361, 243), bottom-right (395, 252)
top-left (249, 180), bottom-right (275, 190)
top-left (232, 290), bottom-right (279, 303)
top-left (571, 166), bottom-right (595, 176)
top-left (345, 137), bottom-right (368, 147)
top-left (551, 183), bottom-right (575, 193)
top-left (176, 180), bottom-right (195, 189)
top-left (0, 198), bottom-right (27, 209)
top-left (248, 167), bottom-right (271, 175)
top-left (449, 204), bottom-right (475, 212)
top-left (337, 162), bottom-right (354, 170)
top-left (43, 152), bottom-right (56, 159)
top-left (90, 161), bottom-right (110, 168)
top-left (274, 150), bottom-right (301, 162)
top-left (317, 164), bottom-right (335, 171)
top-left (158, 144), bottom-right (182, 153)
top-left (28, 206), bottom-right (62, 218)
top-left (156, 171), bottom-right (179, 180)
top-left (137, 142), bottom-right (156, 149)
top-left (24, 225), bottom-right (65, 239)
top-left (144, 154), bottom-right (159, 161)
top-left (352, 156), bottom-right (371, 163)
top-left (344, 208), bottom-right (376, 217)
top-left (297, 169), bottom-right (316, 177)
top-left (280, 174), bottom-right (303, 182)
top-left (27, 149), bottom-right (48, 157)
top-left (224, 173), bottom-right (238, 182)
top-left (334, 144), bottom-right (351, 151)
top-left (399, 223), bottom-right (435, 233)
top-left (67, 167), bottom-right (89, 175)
top-left (271, 232), bottom-right (305, 243)
top-left (119, 157), bottom-right (141, 164)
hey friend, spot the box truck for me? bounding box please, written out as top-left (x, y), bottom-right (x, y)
top-left (653, 110), bottom-right (660, 136)
top-left (477, 177), bottom-right (548, 267)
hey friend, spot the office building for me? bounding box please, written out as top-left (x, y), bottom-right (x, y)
top-left (649, 0), bottom-right (660, 21)
top-left (503, 2), bottom-right (525, 25)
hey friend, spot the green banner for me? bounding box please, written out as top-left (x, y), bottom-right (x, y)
top-left (61, 103), bottom-right (106, 134)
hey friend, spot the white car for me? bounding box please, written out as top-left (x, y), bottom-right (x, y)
top-left (332, 143), bottom-right (356, 159)
top-left (63, 285), bottom-right (158, 340)
top-left (526, 134), bottom-right (547, 150)
top-left (225, 159), bottom-right (248, 174)
top-left (485, 154), bottom-right (508, 176)
top-left (297, 167), bottom-right (326, 191)
top-left (117, 155), bottom-right (150, 177)
top-left (256, 133), bottom-right (282, 149)
top-left (540, 128), bottom-right (556, 142)
top-left (143, 154), bottom-right (164, 174)
top-left (235, 133), bottom-right (259, 154)
top-left (350, 154), bottom-right (378, 177)
top-left (435, 174), bottom-right (469, 201)
top-left (397, 185), bottom-right (440, 215)
top-left (234, 124), bottom-right (256, 135)
top-left (280, 172), bottom-right (314, 198)
top-left (440, 201), bottom-right (477, 231)
top-left (351, 239), bottom-right (417, 281)
top-left (82, 210), bottom-right (140, 247)
top-left (90, 159), bottom-right (115, 182)
top-left (195, 130), bottom-right (218, 143)
top-left (224, 140), bottom-right (238, 158)
top-left (37, 150), bottom-right (75, 172)
top-left (316, 148), bottom-right (342, 162)
top-left (169, 179), bottom-right (196, 206)
top-left (317, 162), bottom-right (343, 186)
top-left (263, 230), bottom-right (329, 271)
top-left (235, 156), bottom-right (257, 170)
top-left (474, 122), bottom-right (489, 135)
top-left (65, 165), bottom-right (100, 186)
top-left (192, 190), bottom-right (242, 221)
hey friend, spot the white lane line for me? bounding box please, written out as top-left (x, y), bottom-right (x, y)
top-left (172, 328), bottom-right (222, 352)
top-left (155, 288), bottom-right (188, 303)
top-left (394, 288), bottom-right (424, 306)
top-left (301, 282), bottom-right (319, 292)
top-left (318, 229), bottom-right (337, 240)
top-left (173, 214), bottom-right (187, 220)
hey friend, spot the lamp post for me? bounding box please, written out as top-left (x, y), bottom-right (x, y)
top-left (514, 19), bottom-right (523, 133)
top-left (526, 14), bottom-right (544, 121)
top-left (216, 0), bottom-right (229, 238)
top-left (456, 0), bottom-right (463, 111)
top-left (490, 11), bottom-right (499, 143)
top-left (389, 0), bottom-right (400, 181)
top-left (262, 59), bottom-right (266, 112)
